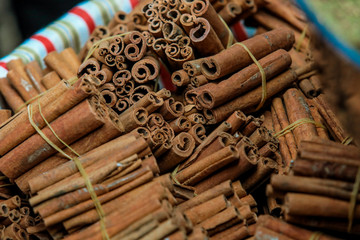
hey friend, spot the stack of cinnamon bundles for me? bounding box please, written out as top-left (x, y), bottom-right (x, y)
top-left (268, 138), bottom-right (360, 236)
top-left (0, 0), bottom-right (357, 239)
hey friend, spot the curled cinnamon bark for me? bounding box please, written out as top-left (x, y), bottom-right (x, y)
top-left (124, 31), bottom-right (147, 62)
top-left (169, 116), bottom-right (192, 133)
top-left (172, 69), bottom-right (191, 87)
top-left (78, 57), bottom-right (101, 76)
top-left (189, 17), bottom-right (224, 56)
top-left (158, 132), bottom-right (196, 173)
top-left (187, 124), bottom-right (206, 146)
top-left (159, 98), bottom-right (185, 121)
top-left (131, 56), bottom-right (160, 84)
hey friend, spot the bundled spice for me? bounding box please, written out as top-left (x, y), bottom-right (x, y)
top-left (0, 0), bottom-right (352, 239)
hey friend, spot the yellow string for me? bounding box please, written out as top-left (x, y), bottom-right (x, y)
top-left (28, 103), bottom-right (110, 240)
top-left (84, 32), bottom-right (133, 62)
top-left (342, 136), bottom-right (353, 146)
top-left (308, 232), bottom-right (322, 240)
top-left (295, 25), bottom-right (308, 52)
top-left (348, 167), bottom-right (360, 233)
top-left (218, 14), bottom-right (235, 48)
top-left (274, 118), bottom-right (326, 138)
top-left (236, 42), bottom-right (267, 111)
top-left (15, 91), bottom-right (48, 113)
top-left (171, 164), bottom-right (181, 185)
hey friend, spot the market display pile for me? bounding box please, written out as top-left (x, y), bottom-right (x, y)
top-left (0, 0), bottom-right (356, 239)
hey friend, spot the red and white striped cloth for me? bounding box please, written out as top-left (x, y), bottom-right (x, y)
top-left (0, 0), bottom-right (248, 85)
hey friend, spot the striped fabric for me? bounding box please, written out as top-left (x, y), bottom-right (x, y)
top-left (0, 0), bottom-right (135, 77)
top-left (0, 0), bottom-right (248, 80)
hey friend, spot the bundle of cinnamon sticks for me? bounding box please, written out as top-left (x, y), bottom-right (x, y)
top-left (0, 0), bottom-right (355, 239)
top-left (268, 137), bottom-right (360, 236)
top-left (270, 88), bottom-right (350, 171)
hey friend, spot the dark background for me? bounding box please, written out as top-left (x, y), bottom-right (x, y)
top-left (0, 0), bottom-right (82, 58)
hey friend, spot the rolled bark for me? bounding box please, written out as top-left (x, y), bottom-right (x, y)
top-left (271, 174), bottom-right (357, 201)
top-left (63, 184), bottom-right (172, 231)
top-left (284, 214), bottom-right (360, 235)
top-left (0, 110), bottom-right (11, 125)
top-left (194, 141), bottom-right (258, 193)
top-left (177, 180), bottom-right (233, 212)
top-left (187, 123), bottom-right (206, 146)
top-left (0, 76), bottom-right (97, 157)
top-left (211, 224), bottom-right (249, 240)
top-left (59, 48), bottom-right (81, 74)
top-left (272, 97), bottom-right (297, 159)
top-left (29, 134), bottom-right (144, 194)
top-left (242, 157), bottom-right (278, 191)
top-left (63, 197), bottom-right (164, 239)
top-left (7, 70), bottom-right (39, 101)
top-left (44, 51), bottom-right (75, 80)
top-left (226, 110), bottom-right (247, 135)
top-left (0, 196), bottom-right (21, 210)
top-left (172, 70), bottom-right (191, 87)
top-left (0, 96), bottom-right (106, 180)
top-left (43, 171), bottom-right (156, 227)
top-left (313, 95), bottom-right (348, 142)
top-left (179, 121), bottom-right (232, 170)
top-left (284, 193), bottom-right (360, 219)
top-left (158, 132), bottom-right (195, 173)
top-left (25, 60), bottom-right (47, 93)
top-left (271, 105), bottom-right (291, 168)
top-left (209, 69), bottom-right (298, 123)
top-left (41, 71), bottom-right (62, 89)
top-left (197, 49), bottom-right (292, 109)
top-left (177, 145), bottom-right (239, 185)
top-left (200, 28), bottom-right (294, 80)
top-left (283, 88), bottom-right (318, 145)
top-left (7, 59), bottom-right (33, 86)
top-left (306, 99), bottom-right (329, 139)
top-left (199, 206), bottom-right (243, 236)
top-left (189, 17), bottom-right (224, 56)
top-left (293, 158), bottom-right (358, 182)
top-left (37, 167), bottom-right (152, 219)
top-left (255, 225), bottom-right (295, 240)
top-left (232, 181), bottom-right (247, 198)
top-left (0, 78), bottom-right (25, 112)
top-left (185, 194), bottom-right (229, 225)
top-left (191, 0), bottom-right (231, 48)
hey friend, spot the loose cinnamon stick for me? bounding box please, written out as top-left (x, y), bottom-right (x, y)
top-left (0, 78), bottom-right (25, 112)
top-left (41, 71), bottom-right (62, 89)
top-left (0, 110), bottom-right (11, 125)
top-left (44, 51), bottom-right (75, 80)
top-left (177, 180), bottom-right (233, 211)
top-left (185, 194), bottom-right (229, 225)
top-left (25, 60), bottom-right (46, 93)
top-left (7, 70), bottom-right (39, 101)
top-left (284, 193), bottom-right (360, 219)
